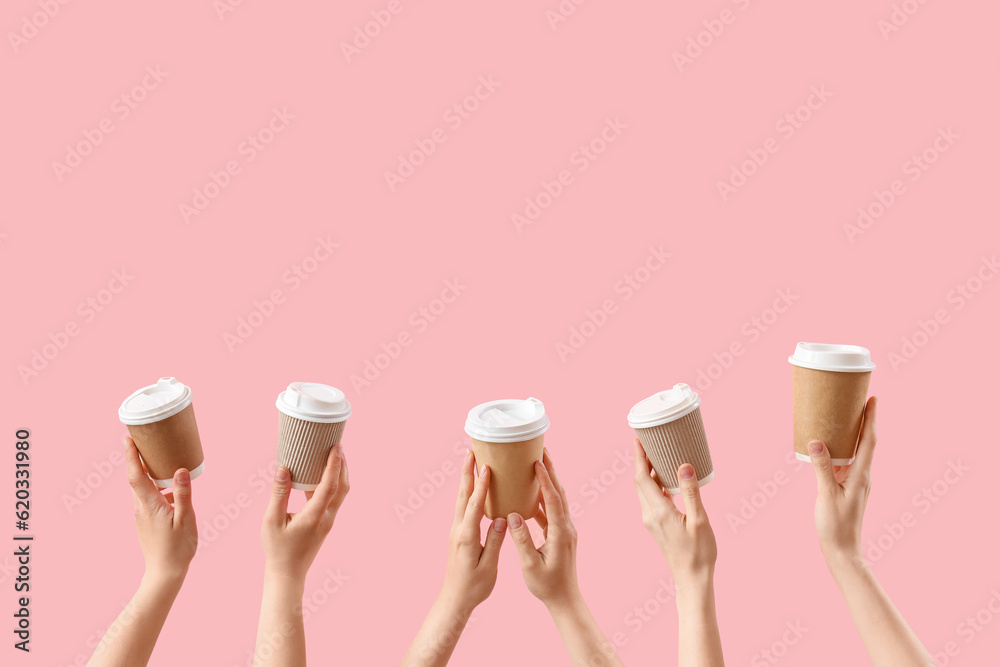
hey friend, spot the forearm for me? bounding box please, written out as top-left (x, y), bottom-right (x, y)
top-left (675, 573), bottom-right (725, 667)
top-left (88, 572), bottom-right (184, 667)
top-left (826, 552), bottom-right (934, 666)
top-left (401, 591), bottom-right (472, 667)
top-left (547, 592), bottom-right (624, 667)
top-left (253, 572), bottom-right (307, 667)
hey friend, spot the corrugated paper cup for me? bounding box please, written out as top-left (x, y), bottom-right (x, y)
top-left (276, 382), bottom-right (350, 491)
top-left (465, 397), bottom-right (549, 520)
top-left (628, 384), bottom-right (713, 494)
top-left (119, 377), bottom-right (205, 488)
top-left (789, 342), bottom-right (875, 465)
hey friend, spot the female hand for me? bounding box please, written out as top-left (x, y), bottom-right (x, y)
top-left (808, 396), bottom-right (877, 563)
top-left (507, 449), bottom-right (581, 611)
top-left (124, 436), bottom-right (197, 582)
top-left (439, 450), bottom-right (507, 614)
top-left (633, 439), bottom-right (717, 582)
top-left (262, 443), bottom-right (349, 582)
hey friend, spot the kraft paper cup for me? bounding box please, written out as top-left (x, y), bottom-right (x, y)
top-left (276, 382), bottom-right (350, 491)
top-left (628, 384), bottom-right (713, 494)
top-left (789, 342), bottom-right (875, 465)
top-left (465, 397), bottom-right (549, 520)
top-left (119, 377), bottom-right (205, 488)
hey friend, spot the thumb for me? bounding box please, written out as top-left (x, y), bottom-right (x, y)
top-left (265, 467), bottom-right (292, 524)
top-left (506, 513), bottom-right (540, 572)
top-left (808, 440), bottom-right (838, 494)
top-left (677, 464), bottom-right (707, 524)
top-left (172, 469), bottom-right (194, 526)
top-left (479, 517), bottom-right (507, 571)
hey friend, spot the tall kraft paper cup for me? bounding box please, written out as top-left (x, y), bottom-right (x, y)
top-left (628, 384), bottom-right (713, 494)
top-left (276, 382), bottom-right (351, 491)
top-left (789, 343), bottom-right (875, 465)
top-left (119, 377), bottom-right (205, 489)
top-left (465, 397), bottom-right (550, 520)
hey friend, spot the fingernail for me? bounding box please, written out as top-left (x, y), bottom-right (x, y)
top-left (507, 513), bottom-right (523, 529)
top-left (679, 465), bottom-right (695, 480)
top-left (175, 469), bottom-right (190, 485)
top-left (480, 464), bottom-right (487, 476)
top-left (276, 467), bottom-right (290, 482)
top-left (808, 441), bottom-right (824, 455)
top-left (465, 449), bottom-right (471, 462)
top-left (122, 435), bottom-right (130, 448)
top-left (493, 517), bottom-right (507, 533)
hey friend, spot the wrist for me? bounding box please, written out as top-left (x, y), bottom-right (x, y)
top-left (264, 567), bottom-right (307, 594)
top-left (823, 548), bottom-right (868, 579)
top-left (435, 587), bottom-right (475, 623)
top-left (140, 567), bottom-right (187, 595)
top-left (542, 586), bottom-right (585, 618)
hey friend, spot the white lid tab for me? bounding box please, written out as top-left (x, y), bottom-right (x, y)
top-left (276, 382), bottom-right (352, 423)
top-left (465, 397), bottom-right (550, 443)
top-left (788, 342), bottom-right (876, 372)
top-left (119, 377), bottom-right (193, 425)
top-left (627, 383), bottom-right (701, 429)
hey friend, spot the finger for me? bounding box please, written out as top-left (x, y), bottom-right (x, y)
top-left (542, 448), bottom-right (568, 505)
top-left (808, 440), bottom-right (839, 495)
top-left (304, 445), bottom-right (343, 518)
top-left (453, 450), bottom-right (475, 524)
top-left (172, 468), bottom-right (194, 526)
top-left (479, 517), bottom-right (507, 570)
top-left (123, 436), bottom-right (162, 510)
top-left (264, 466), bottom-right (293, 525)
top-left (335, 446), bottom-right (350, 505)
top-left (634, 440), bottom-right (678, 515)
top-left (535, 460), bottom-right (565, 524)
top-left (534, 506), bottom-right (549, 539)
top-left (849, 396), bottom-right (878, 487)
top-left (506, 512), bottom-right (541, 572)
top-left (463, 465), bottom-right (490, 526)
top-left (676, 464), bottom-right (707, 523)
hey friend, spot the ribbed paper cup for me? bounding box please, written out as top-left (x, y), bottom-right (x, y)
top-left (126, 404), bottom-right (205, 488)
top-left (633, 406), bottom-right (713, 494)
top-left (471, 435), bottom-right (545, 520)
top-left (277, 413), bottom-right (345, 491)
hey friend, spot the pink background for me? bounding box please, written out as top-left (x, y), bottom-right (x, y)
top-left (3, 1), bottom-right (999, 665)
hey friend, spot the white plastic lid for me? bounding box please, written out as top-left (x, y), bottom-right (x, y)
top-left (465, 397), bottom-right (550, 443)
top-left (627, 383), bottom-right (701, 429)
top-left (119, 377), bottom-right (193, 425)
top-left (788, 342), bottom-right (876, 372)
top-left (276, 382), bottom-right (351, 423)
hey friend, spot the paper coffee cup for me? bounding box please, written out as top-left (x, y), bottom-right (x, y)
top-left (276, 382), bottom-right (350, 491)
top-left (628, 383), bottom-right (713, 494)
top-left (465, 397), bottom-right (550, 520)
top-left (119, 377), bottom-right (205, 488)
top-left (789, 342), bottom-right (875, 465)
